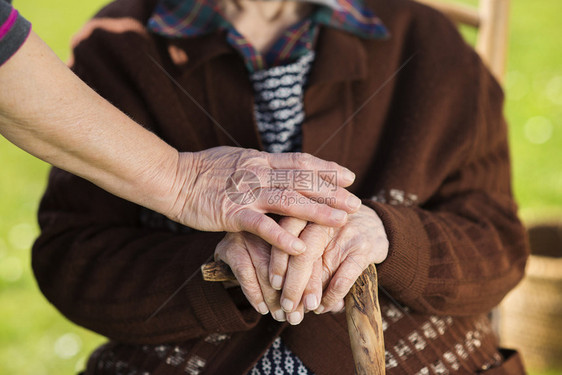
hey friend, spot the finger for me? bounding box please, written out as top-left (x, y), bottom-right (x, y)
top-left (332, 299), bottom-right (345, 313)
top-left (316, 256), bottom-right (367, 314)
top-left (258, 169), bottom-right (360, 214)
top-left (247, 245), bottom-right (283, 320)
top-left (280, 224), bottom-right (331, 313)
top-left (298, 184), bottom-right (362, 214)
top-left (286, 302), bottom-right (305, 326)
top-left (216, 238), bottom-right (269, 315)
top-left (269, 217), bottom-right (308, 290)
top-left (265, 152), bottom-right (356, 187)
top-left (235, 209), bottom-right (307, 255)
top-left (302, 258), bottom-right (323, 311)
top-left (269, 248), bottom-right (289, 291)
top-left (271, 305), bottom-right (287, 323)
top-left (258, 189), bottom-right (348, 227)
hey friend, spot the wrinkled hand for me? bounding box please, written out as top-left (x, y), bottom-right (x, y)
top-left (214, 205), bottom-right (389, 326)
top-left (269, 205), bottom-right (388, 323)
top-left (213, 217), bottom-right (306, 317)
top-left (170, 146), bottom-right (361, 255)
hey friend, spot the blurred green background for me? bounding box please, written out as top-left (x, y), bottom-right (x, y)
top-left (0, 0), bottom-right (560, 374)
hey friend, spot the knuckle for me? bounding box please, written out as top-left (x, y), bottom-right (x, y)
top-left (308, 270), bottom-right (323, 286)
top-left (297, 152), bottom-right (312, 169)
top-left (306, 203), bottom-right (325, 219)
top-left (292, 253), bottom-right (317, 268)
top-left (322, 291), bottom-right (338, 305)
top-left (270, 258), bottom-right (287, 275)
top-left (271, 228), bottom-right (287, 248)
top-left (289, 153), bottom-right (302, 168)
top-left (282, 282), bottom-right (303, 298)
top-left (334, 275), bottom-right (355, 295)
top-left (235, 210), bottom-right (254, 231)
top-left (254, 215), bottom-right (273, 234)
top-left (235, 267), bottom-right (255, 285)
top-left (254, 260), bottom-right (270, 281)
top-left (244, 213), bottom-right (263, 232)
top-left (308, 226), bottom-right (332, 246)
top-left (348, 257), bottom-right (368, 275)
top-left (335, 187), bottom-right (349, 202)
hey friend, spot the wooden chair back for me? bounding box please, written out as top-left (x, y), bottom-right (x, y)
top-left (415, 0), bottom-right (510, 83)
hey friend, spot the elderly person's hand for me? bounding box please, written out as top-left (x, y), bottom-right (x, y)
top-left (214, 205), bottom-right (388, 325)
top-left (269, 205), bottom-right (389, 323)
top-left (213, 217), bottom-right (308, 317)
top-left (172, 146), bottom-right (361, 254)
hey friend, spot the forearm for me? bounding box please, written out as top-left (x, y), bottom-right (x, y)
top-left (0, 30), bottom-right (184, 218)
top-left (0, 31), bottom-right (358, 251)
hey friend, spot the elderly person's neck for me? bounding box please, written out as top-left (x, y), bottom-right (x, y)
top-left (220, 0), bottom-right (314, 54)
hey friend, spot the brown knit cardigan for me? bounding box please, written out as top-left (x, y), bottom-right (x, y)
top-left (32, 0), bottom-right (529, 373)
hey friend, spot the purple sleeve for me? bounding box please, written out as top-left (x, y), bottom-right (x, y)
top-left (0, 1), bottom-right (31, 66)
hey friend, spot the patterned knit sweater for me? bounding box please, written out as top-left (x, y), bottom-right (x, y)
top-left (251, 52), bottom-right (315, 154)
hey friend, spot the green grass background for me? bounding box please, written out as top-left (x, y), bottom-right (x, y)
top-left (0, 0), bottom-right (560, 374)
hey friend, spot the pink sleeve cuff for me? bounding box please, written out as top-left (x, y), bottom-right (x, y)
top-left (0, 7), bottom-right (18, 40)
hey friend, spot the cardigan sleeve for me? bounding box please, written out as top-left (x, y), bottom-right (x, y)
top-left (362, 3), bottom-right (528, 316)
top-left (0, 1), bottom-right (31, 66)
top-left (33, 169), bottom-right (263, 345)
top-left (31, 26), bottom-right (261, 345)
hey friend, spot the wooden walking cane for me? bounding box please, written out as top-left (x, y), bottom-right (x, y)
top-left (201, 261), bottom-right (385, 375)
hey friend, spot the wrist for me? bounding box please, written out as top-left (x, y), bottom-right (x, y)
top-left (161, 150), bottom-right (201, 225)
top-left (137, 146), bottom-right (190, 221)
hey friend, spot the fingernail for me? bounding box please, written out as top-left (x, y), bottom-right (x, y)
top-left (343, 168), bottom-right (356, 183)
top-left (305, 294), bottom-right (319, 311)
top-left (287, 311), bottom-right (302, 325)
top-left (347, 195), bottom-right (362, 211)
top-left (314, 304), bottom-right (325, 314)
top-left (292, 240), bottom-right (306, 253)
top-left (257, 302), bottom-right (269, 315)
top-left (272, 309), bottom-right (286, 322)
top-left (271, 275), bottom-right (283, 290)
top-left (331, 210), bottom-right (347, 223)
top-left (281, 298), bottom-right (294, 312)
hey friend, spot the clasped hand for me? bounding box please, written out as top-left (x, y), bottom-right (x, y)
top-left (214, 205), bottom-right (388, 325)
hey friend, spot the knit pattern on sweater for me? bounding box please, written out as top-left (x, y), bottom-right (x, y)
top-left (250, 51), bottom-right (315, 154)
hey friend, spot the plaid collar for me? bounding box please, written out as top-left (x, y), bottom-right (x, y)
top-left (148, 0), bottom-right (388, 72)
